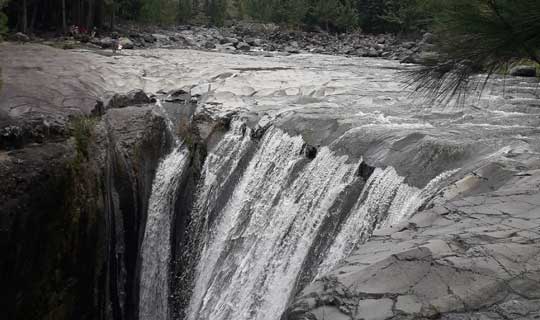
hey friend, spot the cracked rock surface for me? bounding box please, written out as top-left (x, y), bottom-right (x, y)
top-left (285, 154), bottom-right (540, 319)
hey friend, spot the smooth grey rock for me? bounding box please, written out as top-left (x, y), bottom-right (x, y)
top-left (510, 65), bottom-right (537, 77)
top-left (14, 32), bottom-right (30, 42)
top-left (119, 37), bottom-right (134, 49)
top-left (204, 41), bottom-right (216, 49)
top-left (236, 42), bottom-right (251, 51)
top-left (356, 299), bottom-right (394, 320)
top-left (222, 37), bottom-right (239, 45)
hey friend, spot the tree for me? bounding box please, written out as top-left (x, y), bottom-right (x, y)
top-left (208, 0), bottom-right (227, 26)
top-left (140, 0), bottom-right (177, 24)
top-left (380, 0), bottom-right (433, 33)
top-left (410, 0), bottom-right (540, 102)
top-left (178, 0), bottom-right (193, 23)
top-left (0, 0), bottom-right (9, 37)
top-left (310, 0), bottom-right (357, 31)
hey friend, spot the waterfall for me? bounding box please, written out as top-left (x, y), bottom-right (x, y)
top-left (139, 145), bottom-right (190, 320)
top-left (316, 167), bottom-right (459, 276)
top-left (187, 126), bottom-right (361, 320)
top-left (135, 119), bottom-right (458, 320)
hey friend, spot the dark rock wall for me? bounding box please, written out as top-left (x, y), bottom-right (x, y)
top-left (0, 105), bottom-right (175, 320)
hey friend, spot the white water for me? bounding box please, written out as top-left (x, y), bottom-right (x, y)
top-left (134, 118), bottom-right (457, 320)
top-left (316, 167), bottom-right (458, 276)
top-left (139, 146), bottom-right (189, 320)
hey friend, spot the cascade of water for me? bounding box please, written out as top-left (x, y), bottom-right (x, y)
top-left (187, 126), bottom-right (361, 320)
top-left (181, 122), bottom-right (459, 320)
top-left (193, 120), bottom-right (254, 226)
top-left (139, 147), bottom-right (189, 320)
top-left (139, 100), bottom-right (190, 320)
top-left (316, 167), bottom-right (459, 276)
top-left (187, 127), bottom-right (306, 320)
top-left (381, 168), bottom-right (460, 227)
top-left (316, 167), bottom-right (410, 276)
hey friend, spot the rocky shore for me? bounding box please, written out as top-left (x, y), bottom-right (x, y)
top-left (12, 22), bottom-right (430, 62)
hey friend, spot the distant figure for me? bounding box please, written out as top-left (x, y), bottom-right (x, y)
top-left (111, 32), bottom-right (120, 54)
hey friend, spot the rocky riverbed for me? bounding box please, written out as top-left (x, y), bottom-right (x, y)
top-left (14, 23), bottom-right (431, 62)
top-left (1, 43), bottom-right (539, 320)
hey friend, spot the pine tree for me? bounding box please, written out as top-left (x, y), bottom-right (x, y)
top-left (178, 0), bottom-right (193, 23)
top-left (0, 0), bottom-right (9, 37)
top-left (410, 0), bottom-right (540, 102)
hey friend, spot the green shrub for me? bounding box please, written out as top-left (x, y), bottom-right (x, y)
top-left (71, 117), bottom-right (97, 161)
top-left (140, 0), bottom-right (178, 25)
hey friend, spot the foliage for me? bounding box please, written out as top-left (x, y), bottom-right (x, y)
top-left (379, 0), bottom-right (434, 33)
top-left (0, 0), bottom-right (8, 37)
top-left (140, 0), bottom-right (178, 24)
top-left (72, 116), bottom-right (97, 161)
top-left (309, 0), bottom-right (358, 31)
top-left (178, 0), bottom-right (193, 23)
top-left (409, 0), bottom-right (540, 102)
top-left (208, 0), bottom-right (227, 26)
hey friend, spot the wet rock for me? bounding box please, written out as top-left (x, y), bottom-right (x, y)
top-left (204, 41), bottom-right (216, 49)
top-left (510, 65), bottom-right (537, 77)
top-left (91, 100), bottom-right (105, 116)
top-left (105, 89), bottom-right (152, 110)
top-left (143, 34), bottom-right (157, 43)
top-left (250, 126), bottom-right (267, 140)
top-left (236, 42), bottom-right (251, 52)
top-left (302, 144), bottom-right (318, 159)
top-left (165, 89), bottom-right (191, 103)
top-left (357, 161), bottom-right (375, 180)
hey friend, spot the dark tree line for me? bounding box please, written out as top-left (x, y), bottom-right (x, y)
top-left (0, 0), bottom-right (436, 34)
top-left (4, 0), bottom-right (121, 33)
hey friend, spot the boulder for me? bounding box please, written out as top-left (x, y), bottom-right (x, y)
top-left (13, 32), bottom-right (30, 43)
top-left (509, 65), bottom-right (537, 77)
top-left (245, 37), bottom-right (263, 47)
top-left (222, 37), bottom-right (239, 45)
top-left (142, 34), bottom-right (156, 43)
top-left (236, 42), bottom-right (251, 52)
top-left (105, 89), bottom-right (152, 110)
top-left (363, 48), bottom-right (380, 57)
top-left (95, 37), bottom-right (113, 49)
top-left (119, 37), bottom-right (134, 49)
top-left (302, 144), bottom-right (317, 159)
top-left (204, 41), bottom-right (216, 49)
top-left (286, 46), bottom-right (301, 54)
top-left (421, 32), bottom-right (435, 44)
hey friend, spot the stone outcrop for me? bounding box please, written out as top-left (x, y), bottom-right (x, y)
top-left (510, 65), bottom-right (537, 77)
top-left (0, 44), bottom-right (180, 320)
top-left (285, 154), bottom-right (540, 320)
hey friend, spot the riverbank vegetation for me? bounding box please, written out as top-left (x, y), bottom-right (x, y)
top-left (0, 0), bottom-right (436, 34)
top-left (409, 0), bottom-right (540, 101)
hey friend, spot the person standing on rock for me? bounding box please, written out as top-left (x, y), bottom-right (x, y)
top-left (111, 32), bottom-right (120, 55)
